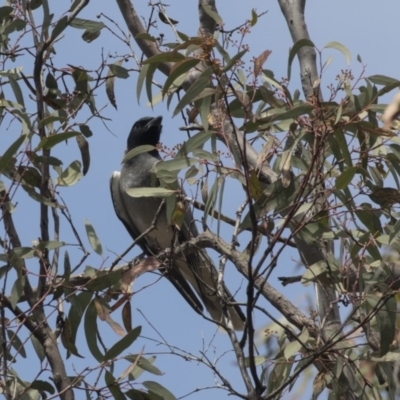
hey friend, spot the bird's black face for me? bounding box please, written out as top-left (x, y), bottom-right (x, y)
top-left (127, 116), bottom-right (163, 150)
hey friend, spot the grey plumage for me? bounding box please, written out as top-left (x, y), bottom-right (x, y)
top-left (110, 116), bottom-right (245, 330)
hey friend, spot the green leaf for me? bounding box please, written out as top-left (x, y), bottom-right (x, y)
top-left (79, 124), bottom-right (93, 138)
top-left (135, 32), bottom-right (157, 42)
top-left (82, 29), bottom-right (101, 43)
top-left (156, 157), bottom-right (198, 173)
top-left (29, 380), bottom-right (55, 394)
top-left (301, 261), bottom-right (330, 285)
top-left (377, 296), bottom-right (396, 357)
top-left (8, 76), bottom-right (25, 108)
top-left (60, 317), bottom-right (84, 358)
top-left (287, 39), bottom-right (315, 81)
top-left (125, 187), bottom-right (175, 198)
top-left (143, 52), bottom-right (185, 65)
top-left (122, 145), bottom-right (156, 163)
top-left (125, 355), bottom-right (162, 379)
top-left (63, 250), bottom-right (71, 282)
top-left (56, 160), bottom-right (82, 187)
top-left (146, 62), bottom-right (158, 106)
top-left (22, 184), bottom-right (59, 208)
top-left (250, 9), bottom-right (258, 26)
top-left (334, 127), bottom-right (352, 167)
top-left (335, 166), bottom-right (358, 189)
top-left (69, 18), bottom-right (105, 31)
top-left (177, 131), bottom-right (214, 157)
top-left (12, 247), bottom-right (35, 259)
top-left (0, 134), bottom-right (26, 174)
top-left (201, 3), bottom-right (223, 25)
top-left (163, 58), bottom-right (200, 97)
top-left (0, 7), bottom-right (13, 19)
top-left (31, 335), bottom-right (45, 362)
top-left (50, 16), bottom-right (68, 41)
top-left (262, 104), bottom-right (313, 123)
top-left (105, 370), bottom-right (126, 400)
top-left (84, 299), bottom-right (103, 362)
top-left (104, 326), bottom-right (141, 361)
top-left (84, 218), bottom-right (103, 256)
top-left (222, 49), bottom-right (247, 73)
top-left (36, 131), bottom-right (80, 151)
top-left (108, 63), bottom-right (130, 79)
top-left (368, 74), bottom-right (398, 86)
top-left (10, 277), bottom-right (24, 309)
top-left (29, 379), bottom-right (56, 394)
top-left (376, 80), bottom-right (400, 98)
top-left (76, 134), bottom-right (90, 175)
top-left (323, 41), bottom-right (351, 65)
top-left (106, 60), bottom-right (124, 109)
top-left (172, 68), bottom-right (213, 116)
top-left (199, 91), bottom-right (212, 131)
top-left (7, 329), bottom-right (26, 358)
top-left (143, 381), bottom-right (177, 400)
top-left (136, 64), bottom-right (149, 104)
top-left (3, 19), bottom-right (26, 35)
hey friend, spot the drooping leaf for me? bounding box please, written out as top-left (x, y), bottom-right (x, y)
top-left (104, 326), bottom-right (141, 361)
top-left (173, 68), bottom-right (213, 117)
top-left (0, 134), bottom-right (26, 174)
top-left (163, 58), bottom-right (200, 98)
top-left (8, 76), bottom-right (25, 108)
top-left (176, 131), bottom-right (214, 157)
top-left (84, 299), bottom-right (103, 362)
top-left (76, 134), bottom-right (90, 175)
top-left (222, 49), bottom-right (248, 73)
top-left (201, 3), bottom-right (223, 25)
top-left (50, 16), bottom-right (68, 41)
top-left (155, 157), bottom-right (198, 173)
top-left (323, 41), bottom-right (351, 65)
top-left (137, 64), bottom-right (149, 104)
top-left (122, 301), bottom-right (132, 332)
top-left (368, 75), bottom-right (398, 86)
top-left (29, 380), bottom-right (55, 395)
top-left (31, 335), bottom-right (45, 362)
top-left (10, 277), bottom-right (24, 309)
top-left (106, 59), bottom-right (124, 109)
top-left (287, 39), bottom-right (315, 81)
top-left (7, 329), bottom-right (26, 358)
top-left (250, 9), bottom-right (258, 26)
top-left (377, 296), bottom-right (396, 356)
top-left (143, 381), bottom-right (177, 400)
top-left (63, 250), bottom-right (71, 282)
top-left (36, 131), bottom-right (80, 151)
top-left (104, 370), bottom-right (126, 400)
top-left (84, 218), bottom-right (103, 256)
top-left (61, 317), bottom-right (84, 358)
top-left (335, 166), bottom-right (359, 189)
top-left (56, 160), bottom-right (82, 187)
top-left (125, 355), bottom-right (162, 379)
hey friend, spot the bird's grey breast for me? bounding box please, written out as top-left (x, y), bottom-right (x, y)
top-left (120, 153), bottom-right (172, 251)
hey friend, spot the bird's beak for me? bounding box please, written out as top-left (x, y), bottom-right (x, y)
top-left (145, 116), bottom-right (163, 130)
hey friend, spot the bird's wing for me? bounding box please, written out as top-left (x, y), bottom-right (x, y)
top-left (110, 171), bottom-right (205, 314)
top-left (177, 205), bottom-right (246, 330)
top-left (110, 171), bottom-right (147, 251)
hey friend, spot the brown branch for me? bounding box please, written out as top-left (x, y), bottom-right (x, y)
top-left (277, 0), bottom-right (319, 98)
top-left (115, 0), bottom-right (171, 76)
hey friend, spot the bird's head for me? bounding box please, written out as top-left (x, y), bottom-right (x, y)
top-left (127, 116), bottom-right (163, 150)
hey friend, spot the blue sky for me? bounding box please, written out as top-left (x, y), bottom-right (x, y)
top-left (2, 0), bottom-right (400, 399)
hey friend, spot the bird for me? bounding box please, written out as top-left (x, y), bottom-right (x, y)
top-left (110, 116), bottom-right (246, 330)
